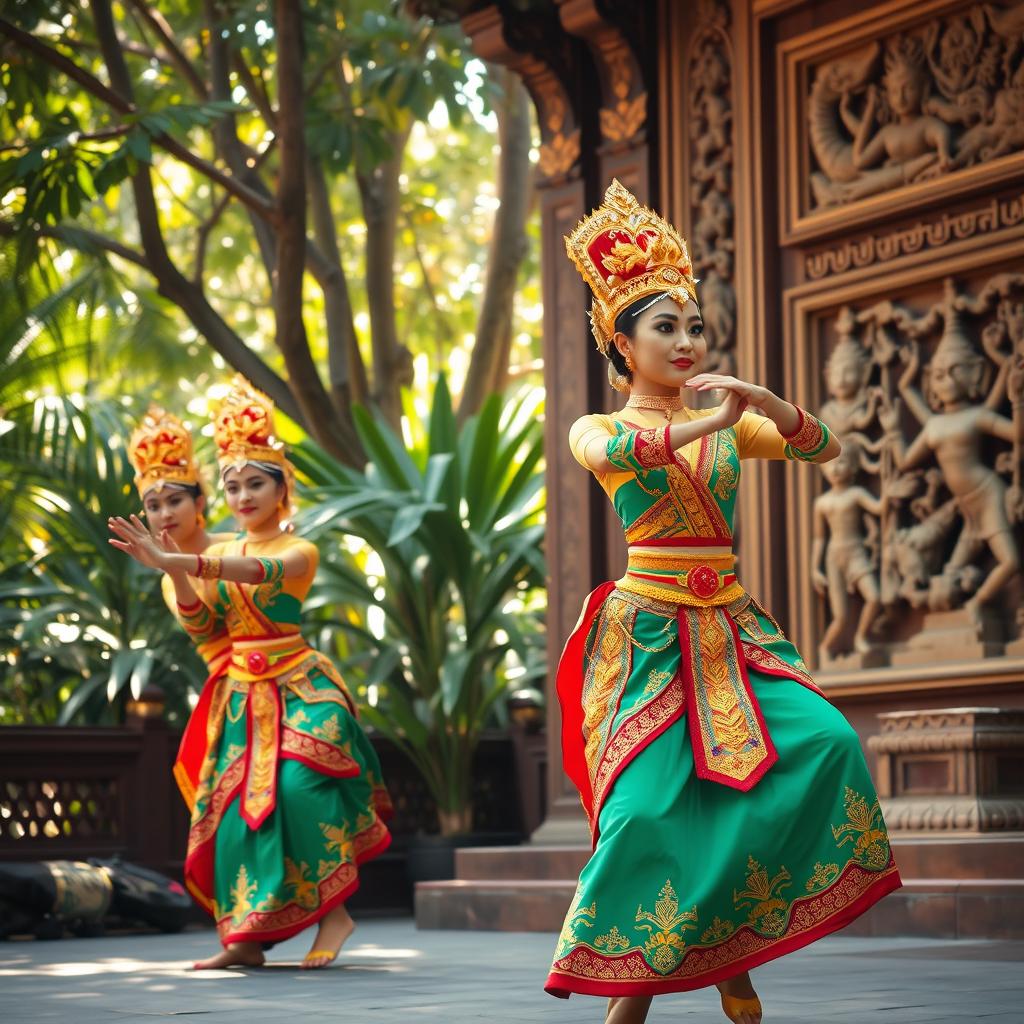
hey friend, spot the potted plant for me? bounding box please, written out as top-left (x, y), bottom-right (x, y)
top-left (293, 377), bottom-right (546, 873)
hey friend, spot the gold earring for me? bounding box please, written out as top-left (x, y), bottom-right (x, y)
top-left (624, 353), bottom-right (636, 373)
top-left (608, 362), bottom-right (631, 394)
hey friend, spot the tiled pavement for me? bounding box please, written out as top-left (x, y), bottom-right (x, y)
top-left (1, 918), bottom-right (1021, 1023)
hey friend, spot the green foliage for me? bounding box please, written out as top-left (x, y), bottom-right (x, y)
top-left (293, 377), bottom-right (546, 832)
top-left (0, 1), bottom-right (541, 409)
top-left (0, 396), bottom-right (205, 725)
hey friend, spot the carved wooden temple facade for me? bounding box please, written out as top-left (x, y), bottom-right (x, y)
top-left (416, 0), bottom-right (1024, 937)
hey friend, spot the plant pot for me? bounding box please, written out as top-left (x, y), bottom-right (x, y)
top-left (405, 831), bottom-right (522, 884)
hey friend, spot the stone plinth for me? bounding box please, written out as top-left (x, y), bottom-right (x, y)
top-left (867, 707), bottom-right (1024, 831)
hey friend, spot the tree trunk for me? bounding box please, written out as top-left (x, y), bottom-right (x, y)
top-left (204, 0), bottom-right (278, 285)
top-left (272, 0), bottom-right (360, 463)
top-left (357, 125), bottom-right (414, 429)
top-left (90, 0), bottom-right (300, 422)
top-left (458, 67), bottom-right (533, 422)
top-left (307, 156), bottom-right (370, 412)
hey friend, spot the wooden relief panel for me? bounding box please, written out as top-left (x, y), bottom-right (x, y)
top-left (783, 250), bottom-right (1024, 675)
top-left (779, 0), bottom-right (1024, 243)
top-left (687, 0), bottom-right (736, 380)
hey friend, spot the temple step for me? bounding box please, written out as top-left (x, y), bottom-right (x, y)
top-left (414, 834), bottom-right (1024, 935)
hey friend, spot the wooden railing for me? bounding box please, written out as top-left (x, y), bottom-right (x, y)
top-left (0, 710), bottom-right (546, 911)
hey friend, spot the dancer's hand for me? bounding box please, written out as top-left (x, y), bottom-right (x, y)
top-left (812, 569), bottom-right (828, 596)
top-left (712, 388), bottom-right (749, 429)
top-left (108, 514), bottom-right (171, 571)
top-left (686, 373), bottom-right (772, 409)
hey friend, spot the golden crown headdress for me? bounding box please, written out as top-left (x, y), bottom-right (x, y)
top-left (213, 374), bottom-right (296, 503)
top-left (128, 406), bottom-right (201, 498)
top-left (564, 179), bottom-right (698, 354)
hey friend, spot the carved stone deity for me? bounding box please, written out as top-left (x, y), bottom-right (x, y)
top-left (807, 3), bottom-right (1024, 209)
top-left (819, 307), bottom-right (881, 436)
top-left (812, 439), bottom-right (886, 659)
top-left (880, 279), bottom-right (1024, 633)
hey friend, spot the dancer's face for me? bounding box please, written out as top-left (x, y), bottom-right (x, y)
top-left (614, 296), bottom-right (707, 392)
top-left (142, 487), bottom-right (203, 545)
top-left (222, 465), bottom-right (283, 533)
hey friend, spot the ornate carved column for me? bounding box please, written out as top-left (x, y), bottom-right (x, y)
top-left (556, 0), bottom-right (653, 594)
top-left (463, 4), bottom-right (600, 844)
top-left (657, 0), bottom-right (785, 608)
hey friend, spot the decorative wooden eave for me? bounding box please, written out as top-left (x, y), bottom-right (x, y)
top-left (461, 2), bottom-right (584, 184)
top-left (555, 0), bottom-right (648, 153)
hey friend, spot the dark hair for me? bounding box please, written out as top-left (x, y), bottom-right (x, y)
top-left (142, 482), bottom-right (202, 502)
top-left (255, 463), bottom-right (286, 487)
top-left (221, 460), bottom-right (285, 487)
top-left (606, 292), bottom-right (671, 380)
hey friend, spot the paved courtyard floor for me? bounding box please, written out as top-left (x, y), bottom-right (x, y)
top-left (1, 918), bottom-right (1021, 1023)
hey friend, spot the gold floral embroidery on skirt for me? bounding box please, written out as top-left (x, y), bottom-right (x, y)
top-left (732, 856), bottom-right (793, 938)
top-left (635, 880), bottom-right (698, 973)
top-left (832, 787), bottom-right (890, 869)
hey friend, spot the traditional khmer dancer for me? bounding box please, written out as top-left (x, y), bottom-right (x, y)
top-left (546, 181), bottom-right (900, 1024)
top-left (110, 377), bottom-right (392, 970)
top-left (127, 407), bottom-right (235, 807)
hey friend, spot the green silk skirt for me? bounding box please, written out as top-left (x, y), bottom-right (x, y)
top-left (185, 661), bottom-right (392, 946)
top-left (546, 597), bottom-right (900, 997)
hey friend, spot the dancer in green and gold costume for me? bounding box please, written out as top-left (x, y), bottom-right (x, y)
top-left (111, 377), bottom-right (391, 970)
top-left (127, 407), bottom-right (235, 806)
top-left (546, 182), bottom-right (900, 1024)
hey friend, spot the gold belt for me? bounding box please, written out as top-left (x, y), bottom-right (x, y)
top-left (228, 633), bottom-right (309, 683)
top-left (620, 547), bottom-right (742, 607)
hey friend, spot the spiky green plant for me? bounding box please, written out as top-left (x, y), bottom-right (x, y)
top-left (0, 396), bottom-right (204, 724)
top-left (293, 377), bottom-right (546, 835)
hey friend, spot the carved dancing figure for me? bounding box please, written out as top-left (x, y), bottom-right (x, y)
top-left (881, 280), bottom-right (1024, 630)
top-left (812, 440), bottom-right (886, 657)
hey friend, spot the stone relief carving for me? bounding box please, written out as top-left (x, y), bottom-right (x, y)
top-left (688, 0), bottom-right (735, 381)
top-left (807, 3), bottom-right (1024, 210)
top-left (814, 273), bottom-right (1024, 663)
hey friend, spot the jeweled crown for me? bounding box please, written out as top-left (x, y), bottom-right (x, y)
top-left (213, 375), bottom-right (287, 469)
top-left (128, 406), bottom-right (200, 498)
top-left (564, 179), bottom-right (698, 353)
top-left (213, 374), bottom-right (296, 503)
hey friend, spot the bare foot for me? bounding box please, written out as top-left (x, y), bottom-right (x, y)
top-left (717, 971), bottom-right (762, 1024)
top-left (301, 903), bottom-right (355, 969)
top-left (192, 942), bottom-right (265, 970)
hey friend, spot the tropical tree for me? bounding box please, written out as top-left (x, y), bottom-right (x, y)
top-left (293, 376), bottom-right (546, 835)
top-left (0, 0), bottom-right (536, 462)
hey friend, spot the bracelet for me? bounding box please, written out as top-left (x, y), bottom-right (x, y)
top-left (254, 557), bottom-right (286, 585)
top-left (781, 406), bottom-right (828, 458)
top-left (189, 555), bottom-right (223, 580)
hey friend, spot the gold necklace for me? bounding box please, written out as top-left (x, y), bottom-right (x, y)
top-left (245, 525), bottom-right (283, 543)
top-left (624, 393), bottom-right (686, 421)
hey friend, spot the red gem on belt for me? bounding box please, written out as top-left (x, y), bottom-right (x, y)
top-left (685, 564), bottom-right (721, 599)
top-left (246, 650), bottom-right (269, 674)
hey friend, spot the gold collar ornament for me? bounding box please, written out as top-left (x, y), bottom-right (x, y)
top-left (128, 406), bottom-right (201, 498)
top-left (213, 375), bottom-right (296, 513)
top-left (624, 393), bottom-right (686, 421)
top-left (564, 179), bottom-right (698, 354)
